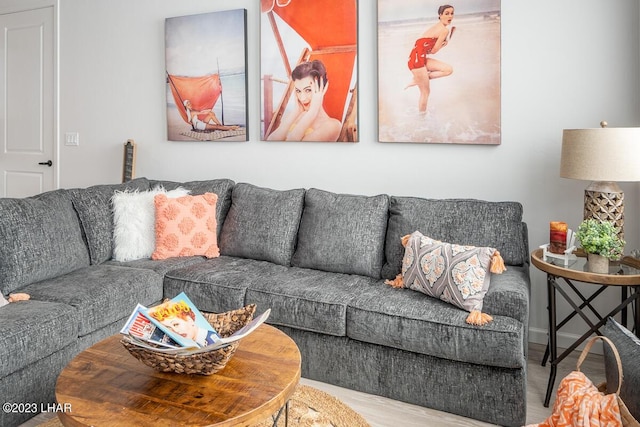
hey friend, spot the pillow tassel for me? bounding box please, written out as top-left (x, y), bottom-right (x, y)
top-left (466, 310), bottom-right (493, 326)
top-left (490, 251), bottom-right (506, 274)
top-left (8, 293), bottom-right (30, 302)
top-left (384, 273), bottom-right (405, 288)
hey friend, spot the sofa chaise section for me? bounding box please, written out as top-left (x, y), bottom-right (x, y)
top-left (0, 189), bottom-right (88, 426)
top-left (0, 180), bottom-right (157, 426)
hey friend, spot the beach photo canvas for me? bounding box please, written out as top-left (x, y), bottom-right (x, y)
top-left (378, 0), bottom-right (501, 144)
top-left (260, 0), bottom-right (358, 142)
top-left (165, 9), bottom-right (248, 142)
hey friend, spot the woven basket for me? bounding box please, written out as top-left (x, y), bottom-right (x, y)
top-left (121, 304), bottom-right (256, 375)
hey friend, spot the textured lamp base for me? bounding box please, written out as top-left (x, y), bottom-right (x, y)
top-left (583, 182), bottom-right (624, 240)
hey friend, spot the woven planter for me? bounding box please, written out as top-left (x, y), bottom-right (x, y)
top-left (121, 304), bottom-right (256, 375)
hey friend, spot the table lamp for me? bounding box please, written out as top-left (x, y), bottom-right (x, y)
top-left (560, 121), bottom-right (640, 240)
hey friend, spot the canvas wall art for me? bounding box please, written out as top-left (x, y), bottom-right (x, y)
top-left (260, 0), bottom-right (358, 142)
top-left (165, 9), bottom-right (248, 142)
top-left (378, 0), bottom-right (501, 144)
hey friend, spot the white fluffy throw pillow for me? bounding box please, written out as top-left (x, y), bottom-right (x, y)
top-left (0, 293), bottom-right (8, 308)
top-left (112, 186), bottom-right (190, 261)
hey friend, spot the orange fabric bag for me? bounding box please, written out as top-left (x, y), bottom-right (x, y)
top-left (527, 336), bottom-right (624, 427)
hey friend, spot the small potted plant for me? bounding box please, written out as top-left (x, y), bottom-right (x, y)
top-left (575, 218), bottom-right (625, 273)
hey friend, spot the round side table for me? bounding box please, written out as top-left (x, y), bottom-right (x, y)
top-left (530, 248), bottom-right (640, 407)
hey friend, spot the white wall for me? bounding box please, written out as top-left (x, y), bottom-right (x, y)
top-left (58, 0), bottom-right (640, 347)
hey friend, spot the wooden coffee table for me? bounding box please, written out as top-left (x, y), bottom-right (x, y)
top-left (55, 324), bottom-right (301, 426)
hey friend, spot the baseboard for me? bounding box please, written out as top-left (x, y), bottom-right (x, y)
top-left (528, 327), bottom-right (604, 355)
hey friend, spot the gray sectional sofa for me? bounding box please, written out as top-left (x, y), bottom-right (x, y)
top-left (0, 177), bottom-right (530, 427)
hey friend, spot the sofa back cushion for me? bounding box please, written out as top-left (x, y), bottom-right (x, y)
top-left (0, 189), bottom-right (89, 294)
top-left (219, 183), bottom-right (305, 266)
top-left (69, 178), bottom-right (149, 264)
top-left (148, 178), bottom-right (235, 239)
top-left (381, 197), bottom-right (527, 280)
top-left (291, 188), bottom-right (389, 278)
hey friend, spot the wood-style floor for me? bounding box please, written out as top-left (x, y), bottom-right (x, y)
top-left (21, 342), bottom-right (605, 427)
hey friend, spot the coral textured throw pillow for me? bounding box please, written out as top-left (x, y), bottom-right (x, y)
top-left (385, 230), bottom-right (506, 325)
top-left (152, 193), bottom-right (220, 260)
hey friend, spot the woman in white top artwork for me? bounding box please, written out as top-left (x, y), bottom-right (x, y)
top-left (183, 99), bottom-right (240, 131)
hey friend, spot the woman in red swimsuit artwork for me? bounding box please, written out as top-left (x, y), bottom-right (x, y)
top-left (406, 4), bottom-right (455, 114)
top-left (267, 60), bottom-right (341, 142)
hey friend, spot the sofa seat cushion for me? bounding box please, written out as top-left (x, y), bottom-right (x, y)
top-left (0, 189), bottom-right (89, 295)
top-left (245, 267), bottom-right (367, 337)
top-left (163, 256), bottom-right (275, 313)
top-left (69, 178), bottom-right (150, 265)
top-left (148, 179), bottom-right (235, 239)
top-left (106, 256), bottom-right (208, 276)
top-left (0, 300), bottom-right (78, 378)
top-left (346, 278), bottom-right (526, 369)
top-left (291, 188), bottom-right (389, 278)
top-left (219, 183), bottom-right (305, 266)
top-left (19, 265), bottom-right (163, 336)
top-left (382, 197), bottom-right (527, 280)
top-left (165, 257), bottom-right (363, 336)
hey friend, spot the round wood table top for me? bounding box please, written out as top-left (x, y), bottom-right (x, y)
top-left (531, 248), bottom-right (640, 286)
top-left (55, 324), bottom-right (301, 427)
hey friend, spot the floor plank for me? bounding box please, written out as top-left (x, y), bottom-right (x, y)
top-left (20, 343), bottom-right (606, 427)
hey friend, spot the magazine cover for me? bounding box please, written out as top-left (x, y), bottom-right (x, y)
top-left (144, 292), bottom-right (221, 348)
top-left (188, 308), bottom-right (271, 354)
top-left (120, 304), bottom-right (181, 349)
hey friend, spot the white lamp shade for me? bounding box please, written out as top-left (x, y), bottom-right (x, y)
top-left (560, 127), bottom-right (640, 182)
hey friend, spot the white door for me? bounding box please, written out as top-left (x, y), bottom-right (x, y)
top-left (0, 6), bottom-right (55, 198)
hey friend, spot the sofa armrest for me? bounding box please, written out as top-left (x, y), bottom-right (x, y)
top-left (483, 264), bottom-right (530, 325)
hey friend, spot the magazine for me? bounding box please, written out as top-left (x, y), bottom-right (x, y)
top-left (186, 308), bottom-right (271, 354)
top-left (119, 304), bottom-right (182, 349)
top-left (143, 292), bottom-right (222, 348)
top-left (123, 307), bottom-right (271, 355)
top-left (121, 334), bottom-right (188, 353)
